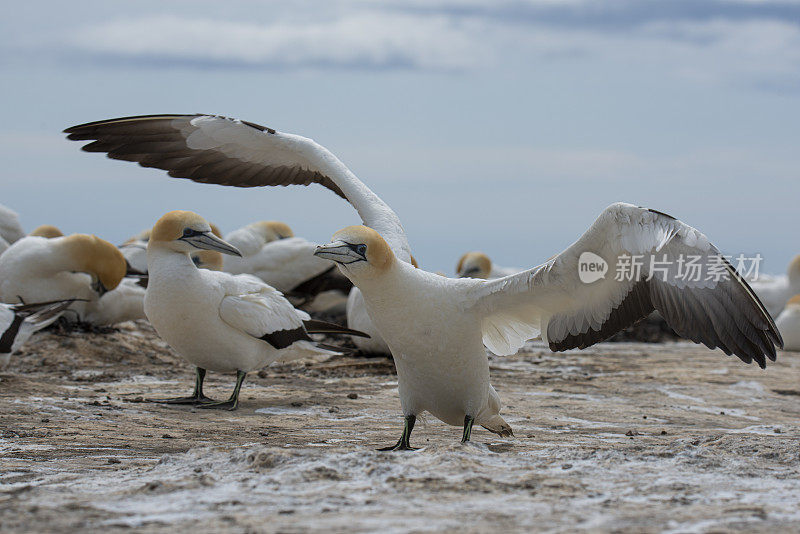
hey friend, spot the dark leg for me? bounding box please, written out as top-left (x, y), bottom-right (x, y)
top-left (197, 370), bottom-right (246, 411)
top-left (149, 367), bottom-right (217, 405)
top-left (461, 415), bottom-right (475, 443)
top-left (378, 415), bottom-right (419, 451)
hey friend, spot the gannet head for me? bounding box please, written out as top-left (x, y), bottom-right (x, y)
top-left (787, 295), bottom-right (800, 309)
top-left (29, 225), bottom-right (64, 238)
top-left (122, 228), bottom-right (152, 246)
top-left (314, 225), bottom-right (394, 280)
top-left (192, 222), bottom-right (225, 270)
top-left (250, 220), bottom-right (294, 242)
top-left (410, 255), bottom-right (419, 268)
top-left (150, 211), bottom-right (241, 258)
top-left (60, 234), bottom-right (127, 295)
top-left (788, 255), bottom-right (800, 283)
top-left (456, 251), bottom-right (492, 279)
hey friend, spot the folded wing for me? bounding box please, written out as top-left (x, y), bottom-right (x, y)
top-left (469, 203), bottom-right (782, 368)
top-left (218, 282), bottom-right (313, 350)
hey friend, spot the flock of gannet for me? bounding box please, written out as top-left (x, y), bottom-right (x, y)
top-left (35, 112), bottom-right (784, 449)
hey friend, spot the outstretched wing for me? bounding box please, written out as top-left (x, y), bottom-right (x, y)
top-left (469, 203), bottom-right (782, 368)
top-left (64, 114), bottom-right (412, 261)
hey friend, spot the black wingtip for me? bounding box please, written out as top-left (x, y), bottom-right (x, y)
top-left (64, 114), bottom-right (203, 135)
top-left (303, 319), bottom-right (370, 338)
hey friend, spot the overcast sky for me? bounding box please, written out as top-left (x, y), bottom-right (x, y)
top-left (1, 0), bottom-right (798, 273)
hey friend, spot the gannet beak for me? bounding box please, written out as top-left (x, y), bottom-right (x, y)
top-left (314, 241), bottom-right (366, 264)
top-left (91, 279), bottom-right (109, 297)
top-left (182, 232), bottom-right (242, 257)
top-left (459, 267), bottom-right (480, 278)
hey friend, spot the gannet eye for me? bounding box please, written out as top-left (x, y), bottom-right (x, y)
top-left (182, 228), bottom-right (200, 238)
top-left (356, 244), bottom-right (367, 256)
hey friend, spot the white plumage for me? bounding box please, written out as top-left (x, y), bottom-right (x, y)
top-left (775, 295), bottom-right (800, 351)
top-left (82, 277), bottom-right (147, 326)
top-left (0, 300), bottom-right (74, 369)
top-left (748, 255), bottom-right (800, 318)
top-left (224, 236), bottom-right (333, 293)
top-left (145, 214), bottom-right (337, 371)
top-left (0, 234), bottom-right (126, 322)
top-left (0, 204), bottom-right (26, 246)
top-left (140, 210), bottom-right (363, 410)
top-left (346, 287), bottom-right (391, 355)
top-left (120, 238), bottom-right (148, 275)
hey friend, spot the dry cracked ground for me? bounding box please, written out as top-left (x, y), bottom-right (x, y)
top-left (1, 321), bottom-right (799, 533)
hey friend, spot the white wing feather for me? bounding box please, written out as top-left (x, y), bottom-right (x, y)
top-left (217, 276), bottom-right (308, 339)
top-left (468, 203), bottom-right (779, 367)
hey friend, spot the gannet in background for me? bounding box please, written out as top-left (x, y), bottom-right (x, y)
top-left (748, 255), bottom-right (800, 318)
top-left (65, 114), bottom-right (782, 447)
top-left (224, 225), bottom-right (352, 308)
top-left (456, 251), bottom-right (521, 279)
top-left (224, 220), bottom-right (294, 255)
top-left (0, 299), bottom-right (76, 369)
top-left (775, 295), bottom-right (800, 351)
top-left (346, 255), bottom-right (418, 356)
top-left (0, 233), bottom-right (126, 321)
top-left (119, 229), bottom-right (151, 275)
top-left (0, 204), bottom-right (25, 245)
top-left (82, 277), bottom-right (147, 325)
top-left (143, 210), bottom-right (368, 410)
top-left (29, 225), bottom-right (64, 239)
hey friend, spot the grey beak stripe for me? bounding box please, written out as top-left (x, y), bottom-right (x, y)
top-left (184, 233), bottom-right (242, 257)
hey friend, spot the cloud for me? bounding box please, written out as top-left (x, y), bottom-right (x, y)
top-left (67, 13), bottom-right (488, 71)
top-left (25, 1), bottom-right (796, 91)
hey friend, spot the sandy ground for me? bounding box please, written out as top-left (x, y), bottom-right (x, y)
top-left (1, 321), bottom-right (799, 533)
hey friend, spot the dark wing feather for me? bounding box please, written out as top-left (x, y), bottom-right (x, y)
top-left (474, 203), bottom-right (782, 368)
top-left (64, 114), bottom-right (346, 198)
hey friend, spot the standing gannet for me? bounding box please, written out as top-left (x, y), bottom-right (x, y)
top-left (143, 210), bottom-right (368, 410)
top-left (456, 251), bottom-right (521, 279)
top-left (775, 295), bottom-right (800, 351)
top-left (65, 114), bottom-right (782, 447)
top-left (0, 300), bottom-right (76, 369)
top-left (0, 204), bottom-right (25, 246)
top-left (29, 225), bottom-right (64, 239)
top-left (749, 255), bottom-right (800, 318)
top-left (0, 233), bottom-right (126, 320)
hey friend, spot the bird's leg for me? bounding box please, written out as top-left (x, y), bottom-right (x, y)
top-left (149, 367), bottom-right (217, 405)
top-left (461, 415), bottom-right (475, 443)
top-left (378, 414), bottom-right (419, 451)
top-left (197, 370), bottom-right (246, 411)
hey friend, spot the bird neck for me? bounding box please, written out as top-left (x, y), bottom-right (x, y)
top-left (146, 246), bottom-right (197, 278)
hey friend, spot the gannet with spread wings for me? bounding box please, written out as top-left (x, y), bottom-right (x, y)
top-left (65, 114), bottom-right (782, 448)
